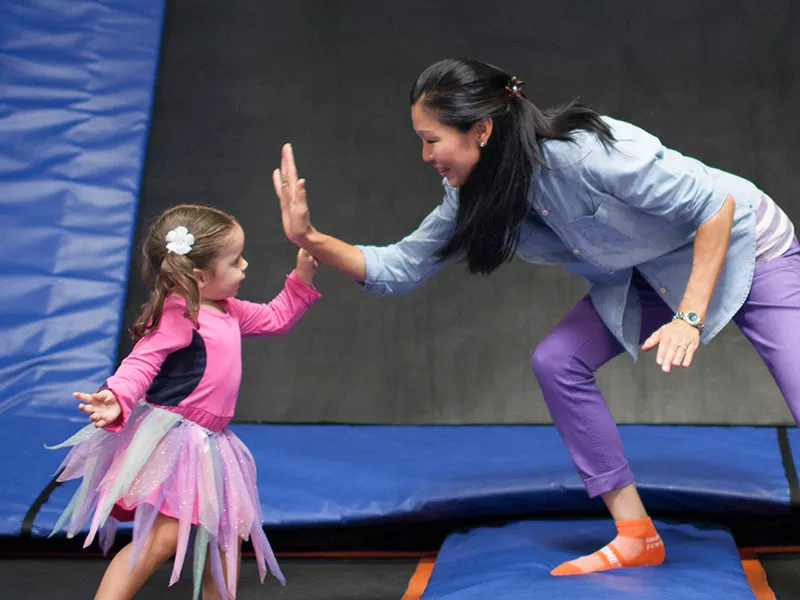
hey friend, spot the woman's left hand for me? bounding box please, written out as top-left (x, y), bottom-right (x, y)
top-left (642, 319), bottom-right (701, 372)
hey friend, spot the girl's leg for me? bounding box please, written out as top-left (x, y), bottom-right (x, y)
top-left (532, 285), bottom-right (672, 575)
top-left (201, 540), bottom-right (243, 600)
top-left (733, 239), bottom-right (800, 424)
top-left (94, 513), bottom-right (179, 600)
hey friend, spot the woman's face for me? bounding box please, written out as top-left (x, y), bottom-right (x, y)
top-left (411, 100), bottom-right (489, 187)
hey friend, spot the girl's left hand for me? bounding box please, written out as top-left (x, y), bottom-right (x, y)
top-left (641, 319), bottom-right (700, 372)
top-left (74, 389), bottom-right (121, 428)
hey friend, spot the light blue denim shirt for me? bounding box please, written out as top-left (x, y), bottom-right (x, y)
top-left (356, 117), bottom-right (761, 359)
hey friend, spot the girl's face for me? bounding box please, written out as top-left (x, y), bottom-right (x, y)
top-left (411, 100), bottom-right (491, 187)
top-left (197, 224), bottom-right (248, 301)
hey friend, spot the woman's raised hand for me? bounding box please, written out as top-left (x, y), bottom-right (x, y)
top-left (273, 144), bottom-right (313, 246)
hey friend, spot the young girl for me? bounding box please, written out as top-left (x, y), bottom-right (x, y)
top-left (48, 204), bottom-right (321, 599)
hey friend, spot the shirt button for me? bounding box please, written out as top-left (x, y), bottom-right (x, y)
top-left (609, 271), bottom-right (615, 275)
top-left (660, 287), bottom-right (667, 293)
top-left (573, 248), bottom-right (580, 255)
top-left (541, 209), bottom-right (549, 216)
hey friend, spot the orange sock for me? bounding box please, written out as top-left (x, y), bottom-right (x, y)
top-left (551, 518), bottom-right (665, 576)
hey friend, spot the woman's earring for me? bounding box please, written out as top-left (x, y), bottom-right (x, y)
top-left (479, 140), bottom-right (486, 148)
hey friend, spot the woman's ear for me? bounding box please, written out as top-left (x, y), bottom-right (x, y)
top-left (474, 117), bottom-right (494, 146)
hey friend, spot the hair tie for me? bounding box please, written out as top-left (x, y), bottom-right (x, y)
top-left (505, 76), bottom-right (524, 100)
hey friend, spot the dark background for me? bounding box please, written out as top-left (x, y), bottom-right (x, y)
top-left (122, 0), bottom-right (800, 424)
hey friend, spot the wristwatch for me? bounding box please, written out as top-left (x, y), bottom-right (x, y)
top-left (673, 311), bottom-right (704, 332)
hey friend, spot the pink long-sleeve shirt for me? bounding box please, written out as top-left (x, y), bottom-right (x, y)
top-left (103, 270), bottom-right (321, 432)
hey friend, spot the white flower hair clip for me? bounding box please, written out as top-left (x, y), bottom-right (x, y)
top-left (165, 225), bottom-right (195, 255)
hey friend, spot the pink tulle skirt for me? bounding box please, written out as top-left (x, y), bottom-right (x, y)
top-left (49, 403), bottom-right (285, 599)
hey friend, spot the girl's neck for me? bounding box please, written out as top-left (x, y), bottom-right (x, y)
top-left (170, 292), bottom-right (226, 314)
top-left (200, 298), bottom-right (226, 313)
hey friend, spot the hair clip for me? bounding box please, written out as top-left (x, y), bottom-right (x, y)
top-left (505, 76), bottom-right (524, 100)
top-left (165, 225), bottom-right (194, 255)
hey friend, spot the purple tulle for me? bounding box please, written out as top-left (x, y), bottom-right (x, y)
top-left (49, 403), bottom-right (285, 598)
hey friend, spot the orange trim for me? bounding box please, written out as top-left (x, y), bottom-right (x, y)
top-left (740, 545), bottom-right (800, 554)
top-left (739, 549), bottom-right (758, 560)
top-left (401, 557), bottom-right (437, 600)
top-left (742, 559), bottom-right (776, 600)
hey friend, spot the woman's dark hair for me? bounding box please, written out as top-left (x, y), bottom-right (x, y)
top-left (411, 58), bottom-right (615, 274)
top-left (131, 204), bottom-right (239, 341)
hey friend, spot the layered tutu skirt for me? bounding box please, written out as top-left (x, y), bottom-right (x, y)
top-left (48, 403), bottom-right (285, 599)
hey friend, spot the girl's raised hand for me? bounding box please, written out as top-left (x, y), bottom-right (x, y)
top-left (74, 389), bottom-right (121, 428)
top-left (295, 248), bottom-right (318, 286)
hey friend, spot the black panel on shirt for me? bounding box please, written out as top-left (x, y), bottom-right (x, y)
top-left (146, 330), bottom-right (207, 407)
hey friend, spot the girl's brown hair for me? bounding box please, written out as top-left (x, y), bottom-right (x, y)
top-left (131, 204), bottom-right (239, 341)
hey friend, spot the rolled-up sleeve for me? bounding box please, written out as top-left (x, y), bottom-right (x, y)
top-left (355, 184), bottom-right (458, 296)
top-left (581, 120), bottom-right (727, 228)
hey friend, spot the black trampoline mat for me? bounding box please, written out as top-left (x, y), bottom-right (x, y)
top-left (7, 551), bottom-right (800, 599)
top-left (759, 553), bottom-right (800, 600)
top-left (0, 556), bottom-right (419, 600)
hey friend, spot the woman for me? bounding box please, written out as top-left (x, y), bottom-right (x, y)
top-left (272, 58), bottom-right (797, 575)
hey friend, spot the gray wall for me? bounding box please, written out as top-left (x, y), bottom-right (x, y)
top-left (123, 0), bottom-right (800, 424)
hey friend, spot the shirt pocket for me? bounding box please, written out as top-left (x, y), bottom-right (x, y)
top-left (566, 198), bottom-right (621, 252)
top-left (568, 195), bottom-right (692, 269)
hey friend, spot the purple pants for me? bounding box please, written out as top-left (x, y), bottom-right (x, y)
top-left (532, 238), bottom-right (800, 498)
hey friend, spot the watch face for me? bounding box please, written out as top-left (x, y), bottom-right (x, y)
top-left (686, 312), bottom-right (701, 325)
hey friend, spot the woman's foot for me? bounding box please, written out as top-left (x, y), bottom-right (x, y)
top-left (551, 517), bottom-right (665, 575)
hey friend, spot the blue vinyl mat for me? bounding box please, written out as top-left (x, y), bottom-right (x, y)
top-left (421, 519), bottom-right (757, 600)
top-left (6, 420), bottom-right (794, 537)
top-left (0, 0), bottom-right (165, 420)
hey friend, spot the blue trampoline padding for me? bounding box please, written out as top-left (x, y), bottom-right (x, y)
top-left (0, 415), bottom-right (83, 535)
top-left (23, 422), bottom-right (791, 537)
top-left (0, 0), bottom-right (166, 419)
top-left (421, 520), bottom-right (756, 600)
top-left (784, 427), bottom-right (800, 483)
top-left (240, 424), bottom-right (791, 523)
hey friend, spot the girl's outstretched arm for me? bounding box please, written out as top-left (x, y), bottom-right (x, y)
top-left (230, 249), bottom-right (322, 338)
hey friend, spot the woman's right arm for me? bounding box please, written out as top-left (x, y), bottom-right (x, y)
top-left (297, 227), bottom-right (367, 282)
top-left (273, 144), bottom-right (457, 296)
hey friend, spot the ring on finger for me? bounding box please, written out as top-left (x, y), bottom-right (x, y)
top-left (281, 177), bottom-right (289, 188)
top-left (676, 342), bottom-right (686, 349)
